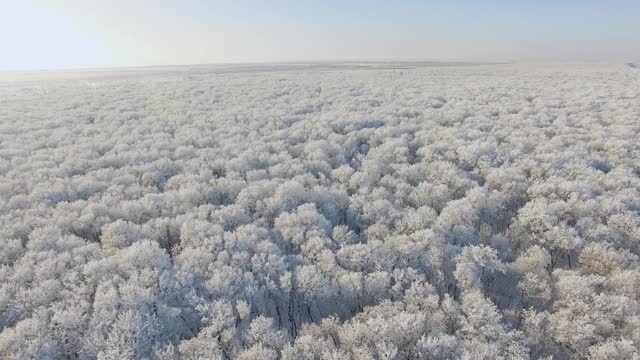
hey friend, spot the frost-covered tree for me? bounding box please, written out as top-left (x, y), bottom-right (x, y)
top-left (1, 63), bottom-right (639, 359)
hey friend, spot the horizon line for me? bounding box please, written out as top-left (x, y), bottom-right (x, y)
top-left (2, 58), bottom-right (634, 73)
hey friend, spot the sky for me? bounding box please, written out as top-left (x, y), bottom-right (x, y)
top-left (1, 0), bottom-right (639, 70)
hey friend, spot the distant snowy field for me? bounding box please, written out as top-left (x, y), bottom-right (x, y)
top-left (1, 63), bottom-right (639, 359)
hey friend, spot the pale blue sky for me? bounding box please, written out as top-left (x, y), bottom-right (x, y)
top-left (1, 0), bottom-right (639, 70)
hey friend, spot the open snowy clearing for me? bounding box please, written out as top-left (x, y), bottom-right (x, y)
top-left (0, 63), bottom-right (639, 359)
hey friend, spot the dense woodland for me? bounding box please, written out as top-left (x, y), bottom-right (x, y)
top-left (0, 63), bottom-right (639, 359)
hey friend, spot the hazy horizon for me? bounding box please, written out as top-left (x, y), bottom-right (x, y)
top-left (0, 59), bottom-right (631, 74)
top-left (1, 0), bottom-right (639, 71)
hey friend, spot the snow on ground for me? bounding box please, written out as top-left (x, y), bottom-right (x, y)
top-left (0, 63), bottom-right (639, 359)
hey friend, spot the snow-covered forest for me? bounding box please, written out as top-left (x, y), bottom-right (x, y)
top-left (1, 63), bottom-right (639, 359)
